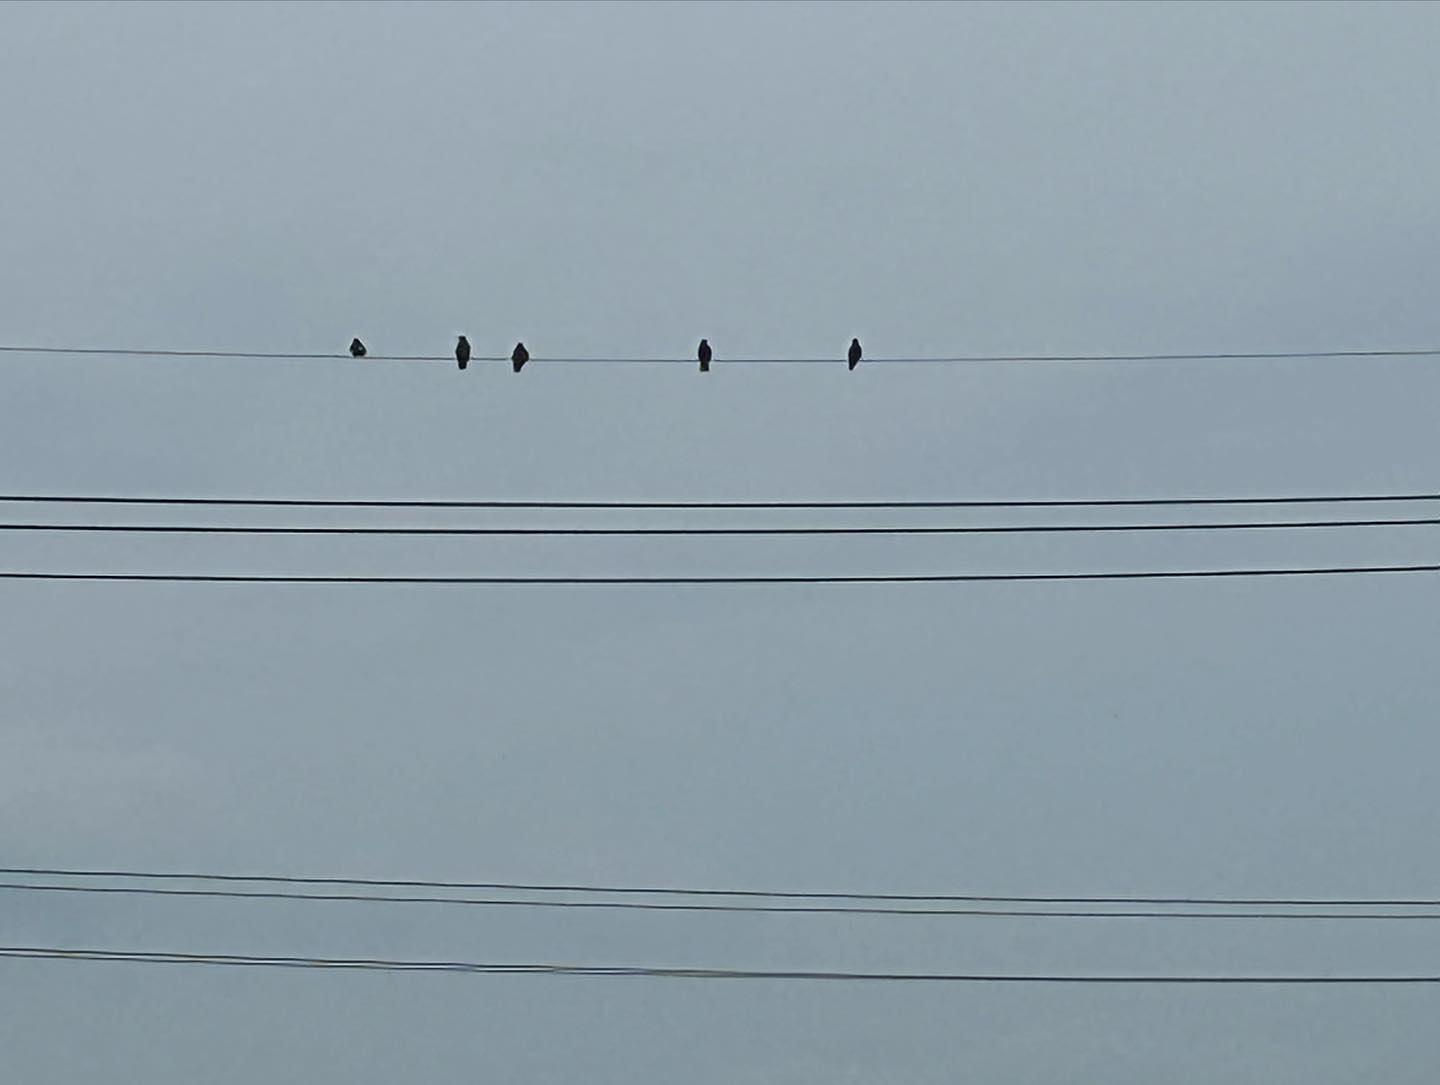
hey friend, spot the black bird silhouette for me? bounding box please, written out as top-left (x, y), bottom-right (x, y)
top-left (349, 338), bottom-right (367, 358)
top-left (511, 342), bottom-right (529, 373)
top-left (698, 338), bottom-right (712, 373)
top-left (455, 336), bottom-right (471, 370)
top-left (848, 338), bottom-right (862, 370)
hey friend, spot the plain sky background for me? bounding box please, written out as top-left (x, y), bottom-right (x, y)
top-left (2, 0), bottom-right (1440, 1079)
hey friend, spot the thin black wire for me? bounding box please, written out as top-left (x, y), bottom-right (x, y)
top-left (4, 344), bottom-right (1440, 364)
top-left (4, 880), bottom-right (1438, 919)
top-left (8, 866), bottom-right (1438, 908)
top-left (0, 346), bottom-right (507, 363)
top-left (3, 946), bottom-right (1437, 983)
top-left (4, 491), bottom-right (1440, 511)
top-left (2, 564), bottom-right (1439, 585)
top-left (3, 516), bottom-right (1440, 537)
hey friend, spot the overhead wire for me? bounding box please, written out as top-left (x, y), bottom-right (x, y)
top-left (9, 344), bottom-right (1440, 985)
top-left (6, 515), bottom-right (1440, 537)
top-left (4, 945), bottom-right (1438, 983)
top-left (4, 490), bottom-right (1440, 511)
top-left (2, 564), bottom-right (1440, 585)
top-left (10, 865), bottom-right (1439, 908)
top-left (4, 344), bottom-right (1440, 364)
top-left (4, 880), bottom-right (1440, 919)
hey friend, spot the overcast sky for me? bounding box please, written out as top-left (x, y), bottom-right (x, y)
top-left (3, 1), bottom-right (1440, 1080)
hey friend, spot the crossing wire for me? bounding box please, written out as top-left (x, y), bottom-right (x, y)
top-left (10, 865), bottom-right (1440, 908)
top-left (5, 946), bottom-right (1440, 983)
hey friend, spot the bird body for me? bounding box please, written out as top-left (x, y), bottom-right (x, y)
top-left (848, 338), bottom-right (862, 370)
top-left (455, 336), bottom-right (471, 370)
top-left (512, 342), bottom-right (529, 372)
top-left (698, 338), bottom-right (712, 373)
top-left (349, 338), bottom-right (366, 358)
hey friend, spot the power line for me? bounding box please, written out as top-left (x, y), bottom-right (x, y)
top-left (9, 866), bottom-right (1438, 908)
top-left (4, 344), bottom-right (1440, 364)
top-left (2, 563), bottom-right (1440, 585)
top-left (3, 491), bottom-right (1439, 511)
top-left (5, 946), bottom-right (1439, 983)
top-left (5, 880), bottom-right (1439, 919)
top-left (7, 515), bottom-right (1440, 537)
top-left (0, 347), bottom-right (506, 363)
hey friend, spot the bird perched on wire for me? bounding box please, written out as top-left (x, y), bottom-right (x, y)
top-left (455, 336), bottom-right (471, 370)
top-left (698, 338), bottom-right (712, 373)
top-left (349, 338), bottom-right (367, 358)
top-left (511, 342), bottom-right (529, 373)
top-left (848, 338), bottom-right (862, 370)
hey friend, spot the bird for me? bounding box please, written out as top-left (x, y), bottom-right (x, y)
top-left (349, 338), bottom-right (367, 358)
top-left (698, 338), bottom-right (712, 373)
top-left (848, 338), bottom-right (862, 370)
top-left (455, 336), bottom-right (471, 370)
top-left (511, 342), bottom-right (529, 373)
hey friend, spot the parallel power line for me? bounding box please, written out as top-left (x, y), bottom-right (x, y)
top-left (5, 490), bottom-right (1440, 510)
top-left (8, 515), bottom-right (1440, 537)
top-left (4, 563), bottom-right (1440, 585)
top-left (6, 880), bottom-right (1440, 920)
top-left (5, 945), bottom-right (1439, 983)
top-left (4, 344), bottom-right (1440, 365)
top-left (11, 866), bottom-right (1439, 908)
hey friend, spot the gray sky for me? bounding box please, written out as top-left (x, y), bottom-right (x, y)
top-left (2, 0), bottom-right (1440, 1079)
